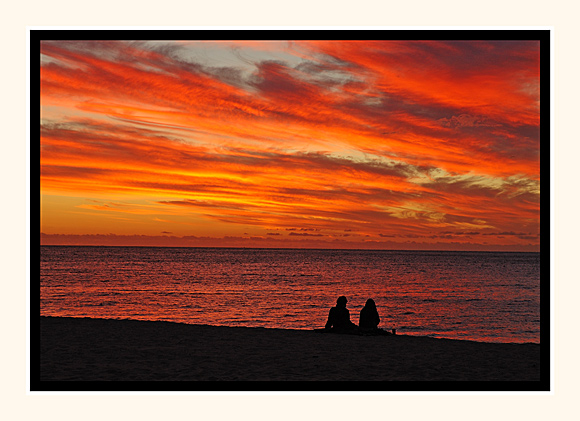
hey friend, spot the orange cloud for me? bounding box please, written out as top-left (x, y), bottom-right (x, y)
top-left (40, 39), bottom-right (541, 250)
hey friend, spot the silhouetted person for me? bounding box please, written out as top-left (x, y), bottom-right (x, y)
top-left (359, 298), bottom-right (380, 330)
top-left (325, 296), bottom-right (357, 331)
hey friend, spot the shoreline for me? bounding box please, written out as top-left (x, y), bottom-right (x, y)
top-left (38, 314), bottom-right (539, 345)
top-left (37, 316), bottom-right (542, 386)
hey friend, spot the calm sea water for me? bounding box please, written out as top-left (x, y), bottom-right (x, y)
top-left (40, 246), bottom-right (541, 343)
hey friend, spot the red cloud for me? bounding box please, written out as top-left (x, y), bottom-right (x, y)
top-left (40, 40), bottom-right (541, 250)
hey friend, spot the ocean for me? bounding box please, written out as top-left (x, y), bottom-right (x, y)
top-left (39, 246), bottom-right (541, 343)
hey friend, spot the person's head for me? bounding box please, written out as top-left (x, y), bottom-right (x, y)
top-left (365, 298), bottom-right (376, 309)
top-left (336, 296), bottom-right (348, 307)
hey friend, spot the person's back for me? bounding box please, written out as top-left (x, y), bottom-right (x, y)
top-left (359, 298), bottom-right (380, 330)
top-left (325, 296), bottom-right (356, 331)
top-left (326, 306), bottom-right (352, 329)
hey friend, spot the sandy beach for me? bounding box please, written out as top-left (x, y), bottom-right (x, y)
top-left (37, 316), bottom-right (542, 389)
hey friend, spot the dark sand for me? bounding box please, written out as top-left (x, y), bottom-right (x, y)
top-left (38, 316), bottom-right (541, 386)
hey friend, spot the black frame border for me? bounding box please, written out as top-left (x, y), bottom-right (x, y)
top-left (32, 28), bottom-right (551, 393)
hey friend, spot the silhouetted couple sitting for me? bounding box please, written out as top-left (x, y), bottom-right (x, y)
top-left (324, 296), bottom-right (392, 335)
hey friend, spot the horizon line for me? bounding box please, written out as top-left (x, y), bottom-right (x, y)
top-left (39, 244), bottom-right (540, 253)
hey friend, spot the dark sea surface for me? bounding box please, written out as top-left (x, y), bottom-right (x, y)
top-left (40, 246), bottom-right (541, 343)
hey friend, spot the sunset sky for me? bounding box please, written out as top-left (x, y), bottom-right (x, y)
top-left (40, 39), bottom-right (541, 251)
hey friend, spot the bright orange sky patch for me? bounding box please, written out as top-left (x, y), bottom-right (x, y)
top-left (40, 39), bottom-right (541, 251)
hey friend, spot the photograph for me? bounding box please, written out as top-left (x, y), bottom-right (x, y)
top-left (35, 29), bottom-right (549, 392)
